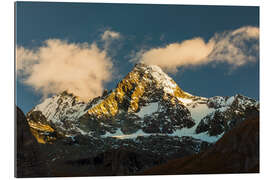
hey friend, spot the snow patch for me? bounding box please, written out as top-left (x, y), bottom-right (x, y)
top-left (135, 102), bottom-right (159, 118)
top-left (226, 96), bottom-right (235, 106)
top-left (188, 103), bottom-right (215, 122)
top-left (101, 127), bottom-right (222, 143)
top-left (172, 129), bottom-right (224, 143)
top-left (177, 97), bottom-right (193, 105)
top-left (102, 128), bottom-right (123, 138)
top-left (218, 106), bottom-right (229, 112)
top-left (104, 129), bottom-right (148, 139)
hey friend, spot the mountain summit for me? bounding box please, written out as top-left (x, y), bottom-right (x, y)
top-left (86, 63), bottom-right (192, 117)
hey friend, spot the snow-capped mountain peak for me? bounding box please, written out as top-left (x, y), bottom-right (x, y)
top-left (26, 63), bottom-right (259, 146)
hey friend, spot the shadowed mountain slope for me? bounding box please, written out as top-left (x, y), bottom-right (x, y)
top-left (16, 106), bottom-right (50, 177)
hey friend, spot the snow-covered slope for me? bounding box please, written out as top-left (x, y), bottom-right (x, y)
top-left (33, 92), bottom-right (87, 129)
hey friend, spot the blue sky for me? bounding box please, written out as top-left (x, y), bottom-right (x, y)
top-left (16, 2), bottom-right (259, 113)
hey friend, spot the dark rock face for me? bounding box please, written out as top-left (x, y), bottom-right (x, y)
top-left (51, 148), bottom-right (165, 176)
top-left (36, 135), bottom-right (211, 177)
top-left (196, 111), bottom-right (227, 136)
top-left (15, 106), bottom-right (49, 177)
top-left (143, 116), bottom-right (259, 175)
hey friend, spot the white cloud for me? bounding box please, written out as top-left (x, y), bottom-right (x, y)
top-left (101, 30), bottom-right (121, 41)
top-left (16, 39), bottom-right (114, 101)
top-left (131, 26), bottom-right (259, 73)
top-left (208, 26), bottom-right (259, 67)
top-left (101, 30), bottom-right (121, 50)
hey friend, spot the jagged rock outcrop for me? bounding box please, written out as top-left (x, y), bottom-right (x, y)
top-left (196, 95), bottom-right (259, 136)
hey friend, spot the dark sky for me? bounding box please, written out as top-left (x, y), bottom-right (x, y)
top-left (15, 2), bottom-right (259, 113)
